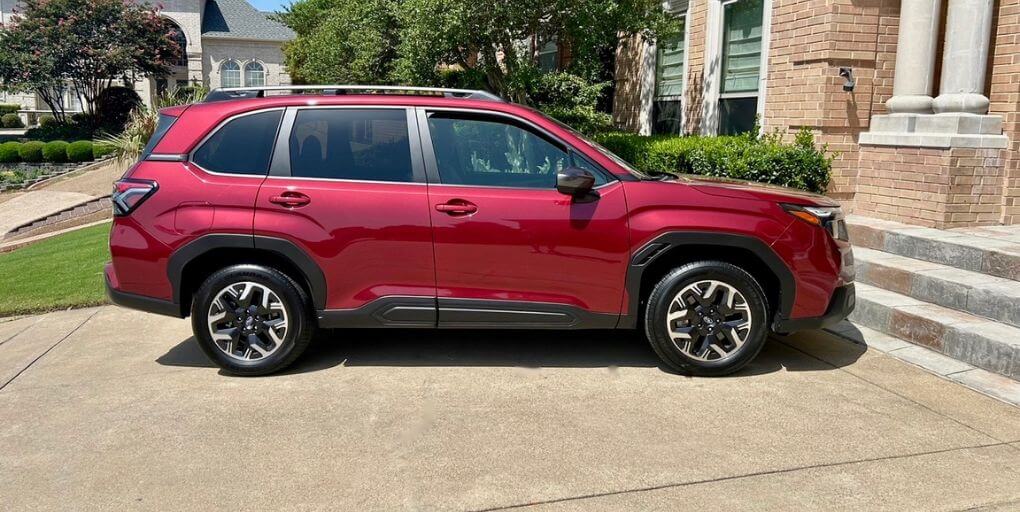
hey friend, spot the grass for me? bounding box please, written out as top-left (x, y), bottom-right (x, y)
top-left (0, 222), bottom-right (111, 316)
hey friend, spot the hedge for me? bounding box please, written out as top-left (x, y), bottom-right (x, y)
top-left (67, 140), bottom-right (95, 162)
top-left (0, 141), bottom-right (21, 163)
top-left (38, 115), bottom-right (56, 128)
top-left (18, 141), bottom-right (44, 162)
top-left (1, 113), bottom-right (24, 128)
top-left (0, 104), bottom-right (20, 116)
top-left (42, 141), bottom-right (69, 163)
top-left (92, 141), bottom-right (115, 159)
top-left (593, 129), bottom-right (833, 194)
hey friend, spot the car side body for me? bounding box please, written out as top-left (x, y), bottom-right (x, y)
top-left (106, 87), bottom-right (854, 375)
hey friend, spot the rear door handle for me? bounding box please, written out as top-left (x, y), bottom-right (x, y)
top-left (435, 201), bottom-right (477, 215)
top-left (269, 192), bottom-right (311, 208)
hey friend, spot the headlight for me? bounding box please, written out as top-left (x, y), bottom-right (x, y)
top-left (782, 204), bottom-right (848, 241)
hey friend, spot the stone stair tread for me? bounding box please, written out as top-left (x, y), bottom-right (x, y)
top-left (852, 282), bottom-right (1020, 379)
top-left (847, 215), bottom-right (1020, 281)
top-left (854, 247), bottom-right (1020, 328)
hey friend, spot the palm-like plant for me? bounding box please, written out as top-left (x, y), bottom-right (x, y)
top-left (96, 87), bottom-right (208, 161)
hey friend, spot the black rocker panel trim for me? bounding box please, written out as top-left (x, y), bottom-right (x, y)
top-left (437, 298), bottom-right (618, 329)
top-left (317, 297), bottom-right (618, 329)
top-left (167, 234), bottom-right (328, 312)
top-left (318, 296), bottom-right (437, 328)
top-left (619, 231), bottom-right (797, 330)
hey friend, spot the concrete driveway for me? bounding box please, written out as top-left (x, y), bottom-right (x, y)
top-left (1, 306), bottom-right (1018, 511)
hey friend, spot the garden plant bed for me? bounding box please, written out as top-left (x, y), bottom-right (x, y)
top-left (0, 158), bottom-right (112, 192)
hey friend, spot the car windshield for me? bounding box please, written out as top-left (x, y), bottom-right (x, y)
top-left (531, 108), bottom-right (657, 180)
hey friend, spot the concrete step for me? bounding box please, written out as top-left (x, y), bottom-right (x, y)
top-left (847, 215), bottom-right (1020, 281)
top-left (850, 282), bottom-right (1020, 380)
top-left (854, 247), bottom-right (1020, 328)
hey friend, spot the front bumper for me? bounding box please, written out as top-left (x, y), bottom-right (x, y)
top-left (105, 263), bottom-right (183, 318)
top-left (772, 283), bottom-right (855, 334)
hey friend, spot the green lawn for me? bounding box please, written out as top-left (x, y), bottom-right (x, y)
top-left (0, 222), bottom-right (111, 316)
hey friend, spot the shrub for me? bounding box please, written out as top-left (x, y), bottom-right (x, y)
top-left (42, 140), bottom-right (69, 162)
top-left (1, 113), bottom-right (24, 128)
top-left (543, 106), bottom-right (613, 136)
top-left (0, 104), bottom-right (20, 115)
top-left (593, 128), bottom-right (833, 194)
top-left (96, 86), bottom-right (142, 133)
top-left (0, 141), bottom-right (21, 163)
top-left (66, 140), bottom-right (95, 162)
top-left (25, 122), bottom-right (94, 142)
top-left (18, 141), bottom-right (45, 162)
top-left (38, 115), bottom-right (56, 127)
top-left (92, 141), bottom-right (115, 159)
top-left (530, 72), bottom-right (613, 136)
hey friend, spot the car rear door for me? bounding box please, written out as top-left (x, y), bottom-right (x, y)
top-left (416, 108), bottom-right (630, 328)
top-left (254, 106), bottom-right (436, 326)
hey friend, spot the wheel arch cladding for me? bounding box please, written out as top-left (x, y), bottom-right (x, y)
top-left (622, 232), bottom-right (794, 330)
top-left (168, 234), bottom-right (327, 315)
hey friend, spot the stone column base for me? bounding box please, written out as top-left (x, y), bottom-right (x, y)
top-left (854, 145), bottom-right (1006, 228)
top-left (859, 113), bottom-right (1008, 149)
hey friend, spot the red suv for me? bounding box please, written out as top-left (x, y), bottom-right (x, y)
top-left (106, 86), bottom-right (854, 376)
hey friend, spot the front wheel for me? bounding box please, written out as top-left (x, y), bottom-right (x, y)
top-left (644, 261), bottom-right (769, 376)
top-left (191, 264), bottom-right (315, 376)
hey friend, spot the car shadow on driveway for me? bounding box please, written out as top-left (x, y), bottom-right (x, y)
top-left (156, 328), bottom-right (865, 377)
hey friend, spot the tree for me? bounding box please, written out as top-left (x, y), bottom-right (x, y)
top-left (392, 0), bottom-right (680, 102)
top-left (0, 0), bottom-right (181, 124)
top-left (275, 0), bottom-right (401, 84)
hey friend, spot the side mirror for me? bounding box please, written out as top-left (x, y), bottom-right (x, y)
top-left (556, 166), bottom-right (597, 199)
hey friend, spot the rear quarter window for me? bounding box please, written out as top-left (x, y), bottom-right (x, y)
top-left (140, 113), bottom-right (177, 160)
top-left (192, 110), bottom-right (283, 175)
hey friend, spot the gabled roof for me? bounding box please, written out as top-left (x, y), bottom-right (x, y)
top-left (201, 0), bottom-right (295, 42)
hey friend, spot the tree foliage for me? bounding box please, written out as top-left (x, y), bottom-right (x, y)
top-left (277, 0), bottom-right (678, 103)
top-left (0, 0), bottom-right (180, 123)
top-left (276, 0), bottom-right (401, 84)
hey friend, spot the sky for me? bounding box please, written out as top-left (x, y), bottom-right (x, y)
top-left (248, 0), bottom-right (291, 13)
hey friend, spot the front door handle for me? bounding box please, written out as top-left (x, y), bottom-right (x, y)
top-left (269, 192), bottom-right (311, 208)
top-left (435, 200), bottom-right (477, 215)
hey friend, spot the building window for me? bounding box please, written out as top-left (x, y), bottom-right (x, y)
top-left (169, 23), bottom-right (188, 67)
top-left (652, 17), bottom-right (687, 135)
top-left (719, 0), bottom-right (763, 134)
top-left (220, 60), bottom-right (241, 88)
top-left (244, 62), bottom-right (266, 87)
top-left (537, 39), bottom-right (558, 73)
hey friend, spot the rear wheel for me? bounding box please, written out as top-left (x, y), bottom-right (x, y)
top-left (191, 264), bottom-right (315, 376)
top-left (644, 261), bottom-right (769, 376)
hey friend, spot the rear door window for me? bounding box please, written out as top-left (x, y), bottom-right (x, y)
top-left (288, 109), bottom-right (414, 182)
top-left (192, 110), bottom-right (283, 175)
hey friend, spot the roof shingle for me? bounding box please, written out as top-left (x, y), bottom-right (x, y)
top-left (202, 0), bottom-right (295, 42)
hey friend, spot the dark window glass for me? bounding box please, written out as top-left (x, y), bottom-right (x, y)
top-left (428, 113), bottom-right (605, 188)
top-left (193, 110), bottom-right (282, 175)
top-left (289, 109), bottom-right (413, 182)
top-left (141, 113), bottom-right (177, 159)
top-left (718, 97), bottom-right (758, 135)
top-left (652, 100), bottom-right (683, 135)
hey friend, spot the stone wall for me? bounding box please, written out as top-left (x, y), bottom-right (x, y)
top-left (201, 39), bottom-right (292, 89)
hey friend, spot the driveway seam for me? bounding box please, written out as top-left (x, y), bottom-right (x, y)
top-left (469, 440), bottom-right (1020, 512)
top-left (773, 337), bottom-right (1017, 447)
top-left (0, 316), bottom-right (41, 348)
top-left (0, 309), bottom-right (99, 392)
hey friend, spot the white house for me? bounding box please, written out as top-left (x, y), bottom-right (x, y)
top-left (0, 0), bottom-right (294, 113)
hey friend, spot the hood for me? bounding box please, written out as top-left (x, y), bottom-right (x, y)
top-left (664, 174), bottom-right (838, 207)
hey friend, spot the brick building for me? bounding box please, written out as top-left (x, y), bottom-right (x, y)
top-left (613, 0), bottom-right (1019, 228)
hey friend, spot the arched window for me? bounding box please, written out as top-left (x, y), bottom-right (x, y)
top-left (244, 61), bottom-right (266, 87)
top-left (167, 21), bottom-right (188, 67)
top-left (220, 60), bottom-right (241, 88)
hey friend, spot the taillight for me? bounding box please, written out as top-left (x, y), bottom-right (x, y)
top-left (112, 179), bottom-right (157, 216)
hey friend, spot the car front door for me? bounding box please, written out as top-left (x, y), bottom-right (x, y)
top-left (254, 106), bottom-right (436, 327)
top-left (417, 108), bottom-right (630, 328)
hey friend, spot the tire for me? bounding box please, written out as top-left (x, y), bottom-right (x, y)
top-left (644, 261), bottom-right (769, 376)
top-left (191, 264), bottom-right (315, 376)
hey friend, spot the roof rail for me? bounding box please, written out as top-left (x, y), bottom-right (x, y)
top-left (203, 85), bottom-right (504, 103)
